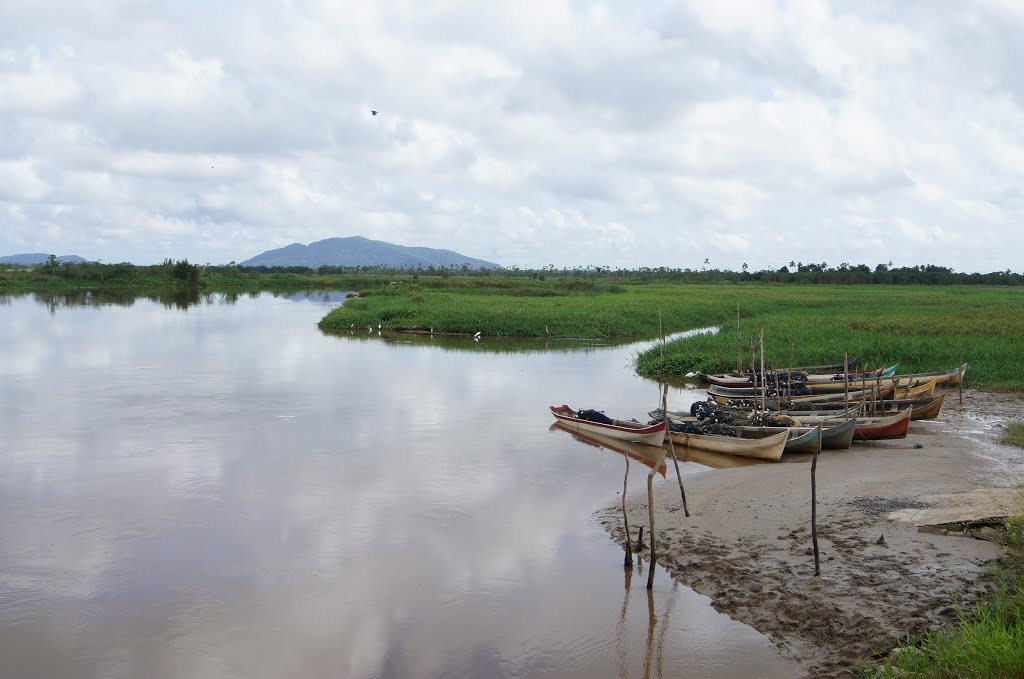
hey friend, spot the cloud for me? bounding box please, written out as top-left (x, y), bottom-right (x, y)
top-left (0, 0), bottom-right (1021, 271)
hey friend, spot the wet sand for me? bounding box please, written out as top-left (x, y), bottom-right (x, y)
top-left (600, 389), bottom-right (1024, 678)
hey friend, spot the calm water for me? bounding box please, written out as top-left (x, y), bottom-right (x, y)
top-left (0, 291), bottom-right (795, 679)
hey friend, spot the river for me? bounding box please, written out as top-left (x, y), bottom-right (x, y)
top-left (0, 291), bottom-right (795, 678)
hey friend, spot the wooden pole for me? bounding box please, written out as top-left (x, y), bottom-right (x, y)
top-left (622, 454), bottom-right (633, 567)
top-left (844, 351), bottom-right (849, 420)
top-left (658, 310), bottom-right (689, 516)
top-left (664, 386), bottom-right (689, 516)
top-left (760, 328), bottom-right (766, 413)
top-left (749, 337), bottom-right (755, 379)
top-left (811, 424), bottom-right (821, 576)
top-left (736, 302), bottom-right (742, 373)
top-left (789, 344), bottom-right (794, 402)
top-left (959, 344), bottom-right (964, 409)
top-left (774, 364), bottom-right (781, 412)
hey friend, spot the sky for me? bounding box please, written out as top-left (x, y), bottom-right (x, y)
top-left (1, 1), bottom-right (1022, 272)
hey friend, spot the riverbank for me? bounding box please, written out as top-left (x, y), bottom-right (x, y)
top-left (600, 389), bottom-right (1024, 678)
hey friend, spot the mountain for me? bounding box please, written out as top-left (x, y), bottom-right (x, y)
top-left (239, 237), bottom-right (501, 269)
top-left (0, 253), bottom-right (89, 264)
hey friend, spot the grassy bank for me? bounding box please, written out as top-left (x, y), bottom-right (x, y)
top-left (320, 279), bottom-right (1024, 392)
top-left (1002, 424), bottom-right (1024, 449)
top-left (6, 267), bottom-right (1022, 391)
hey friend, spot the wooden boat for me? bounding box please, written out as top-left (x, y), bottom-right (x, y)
top-left (667, 427), bottom-right (789, 462)
top-left (697, 357), bottom-right (860, 383)
top-left (554, 420), bottom-right (768, 470)
top-left (549, 405), bottom-right (666, 446)
top-left (793, 407), bottom-right (912, 441)
top-left (854, 407), bottom-right (912, 441)
top-left (732, 423), bottom-right (822, 453)
top-left (708, 378), bottom-right (899, 397)
top-left (897, 379), bottom-right (936, 399)
top-left (803, 363), bottom-right (899, 384)
top-left (895, 363), bottom-right (969, 386)
top-left (709, 382), bottom-right (895, 406)
top-left (732, 417), bottom-right (856, 451)
top-left (551, 423), bottom-right (667, 476)
top-left (858, 393), bottom-right (945, 420)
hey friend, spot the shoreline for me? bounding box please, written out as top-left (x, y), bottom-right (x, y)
top-left (600, 389), bottom-right (1023, 678)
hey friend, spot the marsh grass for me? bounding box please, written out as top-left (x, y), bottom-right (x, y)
top-left (1001, 423), bottom-right (1024, 449)
top-left (317, 279), bottom-right (1024, 390)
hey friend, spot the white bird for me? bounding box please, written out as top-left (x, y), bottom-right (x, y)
top-left (474, 331), bottom-right (481, 338)
top-left (378, 323), bottom-right (381, 329)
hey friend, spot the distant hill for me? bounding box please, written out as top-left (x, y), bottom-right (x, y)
top-left (239, 237), bottom-right (501, 269)
top-left (0, 253), bottom-right (89, 265)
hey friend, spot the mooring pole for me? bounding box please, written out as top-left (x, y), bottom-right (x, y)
top-left (736, 302), bottom-right (742, 373)
top-left (844, 351), bottom-right (850, 420)
top-left (759, 329), bottom-right (766, 413)
top-left (749, 337), bottom-right (755, 380)
top-left (622, 454), bottom-right (633, 567)
top-left (959, 344), bottom-right (964, 409)
top-left (811, 425), bottom-right (821, 576)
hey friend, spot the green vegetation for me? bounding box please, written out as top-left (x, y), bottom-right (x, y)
top-left (633, 285), bottom-right (1024, 392)
top-left (320, 279), bottom-right (1024, 392)
top-left (862, 500), bottom-right (1024, 679)
top-left (5, 262), bottom-right (1022, 391)
top-left (1002, 424), bottom-right (1024, 449)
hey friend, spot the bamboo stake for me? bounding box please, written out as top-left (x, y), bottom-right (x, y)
top-left (789, 344), bottom-right (794, 403)
top-left (844, 351), bottom-right (850, 420)
top-left (959, 344), bottom-right (964, 409)
top-left (811, 424), bottom-right (821, 576)
top-left (760, 329), bottom-right (766, 413)
top-left (774, 364), bottom-right (781, 412)
top-left (622, 454), bottom-right (633, 567)
top-left (663, 383), bottom-right (689, 516)
top-left (659, 310), bottom-right (689, 516)
top-left (874, 370), bottom-right (881, 418)
top-left (736, 302), bottom-right (742, 373)
top-left (749, 337), bottom-right (755, 380)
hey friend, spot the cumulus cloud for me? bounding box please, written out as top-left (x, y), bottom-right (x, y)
top-left (0, 0), bottom-right (1021, 271)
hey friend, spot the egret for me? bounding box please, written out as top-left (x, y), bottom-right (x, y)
top-left (474, 331), bottom-right (481, 338)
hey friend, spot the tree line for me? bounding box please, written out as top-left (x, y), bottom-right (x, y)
top-left (6, 256), bottom-right (1023, 287)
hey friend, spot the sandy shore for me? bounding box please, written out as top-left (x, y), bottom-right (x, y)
top-left (600, 389), bottom-right (1024, 678)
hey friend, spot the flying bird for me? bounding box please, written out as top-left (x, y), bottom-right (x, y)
top-left (371, 110), bottom-right (378, 116)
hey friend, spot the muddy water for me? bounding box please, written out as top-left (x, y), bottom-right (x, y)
top-left (0, 292), bottom-right (795, 679)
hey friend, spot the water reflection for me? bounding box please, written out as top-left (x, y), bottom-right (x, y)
top-left (0, 288), bottom-right (345, 314)
top-left (0, 294), bottom-right (792, 679)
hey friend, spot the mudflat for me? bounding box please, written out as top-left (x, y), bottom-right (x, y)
top-left (600, 389), bottom-right (1024, 678)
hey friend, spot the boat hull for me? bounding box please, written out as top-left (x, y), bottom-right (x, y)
top-left (668, 428), bottom-right (789, 462)
top-left (549, 405), bottom-right (666, 446)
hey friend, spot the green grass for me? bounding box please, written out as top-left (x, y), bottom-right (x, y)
top-left (6, 268), bottom-right (1023, 392)
top-left (319, 279), bottom-right (1024, 392)
top-left (1002, 424), bottom-right (1024, 449)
